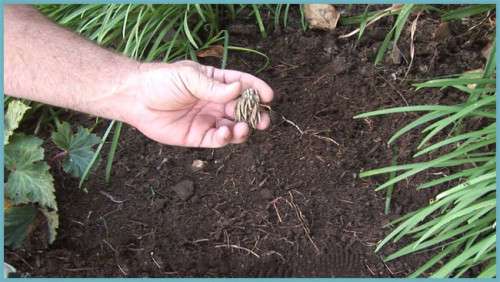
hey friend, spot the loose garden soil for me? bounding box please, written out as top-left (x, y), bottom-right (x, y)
top-left (5, 7), bottom-right (492, 277)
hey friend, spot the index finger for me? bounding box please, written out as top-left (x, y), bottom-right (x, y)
top-left (210, 67), bottom-right (274, 103)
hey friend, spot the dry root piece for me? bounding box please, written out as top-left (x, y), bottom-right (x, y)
top-left (235, 88), bottom-right (261, 129)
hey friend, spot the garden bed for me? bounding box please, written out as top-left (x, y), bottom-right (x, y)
top-left (5, 7), bottom-right (490, 277)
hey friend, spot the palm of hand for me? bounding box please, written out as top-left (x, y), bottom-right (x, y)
top-left (129, 61), bottom-right (273, 148)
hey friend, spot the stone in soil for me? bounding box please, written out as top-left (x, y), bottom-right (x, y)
top-left (171, 180), bottom-right (195, 201)
top-left (259, 188), bottom-right (274, 200)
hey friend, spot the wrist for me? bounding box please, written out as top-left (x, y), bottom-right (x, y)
top-left (99, 58), bottom-right (144, 126)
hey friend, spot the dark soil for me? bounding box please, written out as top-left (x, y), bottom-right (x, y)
top-left (5, 6), bottom-right (492, 277)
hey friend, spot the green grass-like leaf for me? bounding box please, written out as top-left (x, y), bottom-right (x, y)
top-left (442, 4), bottom-right (495, 21)
top-left (357, 34), bottom-right (496, 276)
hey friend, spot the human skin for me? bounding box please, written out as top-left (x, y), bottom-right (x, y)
top-left (4, 5), bottom-right (274, 148)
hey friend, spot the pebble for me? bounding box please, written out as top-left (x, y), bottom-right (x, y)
top-left (191, 159), bottom-right (207, 172)
top-left (171, 180), bottom-right (195, 201)
top-left (260, 188), bottom-right (274, 200)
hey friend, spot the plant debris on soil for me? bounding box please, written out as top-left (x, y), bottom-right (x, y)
top-left (5, 7), bottom-right (491, 277)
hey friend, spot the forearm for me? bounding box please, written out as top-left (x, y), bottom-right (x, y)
top-left (4, 5), bottom-right (139, 123)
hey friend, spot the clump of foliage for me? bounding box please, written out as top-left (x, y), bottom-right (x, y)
top-left (353, 5), bottom-right (496, 278)
top-left (4, 100), bottom-right (100, 248)
top-left (341, 4), bottom-right (495, 65)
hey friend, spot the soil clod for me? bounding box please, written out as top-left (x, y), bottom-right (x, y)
top-left (171, 180), bottom-right (195, 201)
top-left (259, 188), bottom-right (274, 200)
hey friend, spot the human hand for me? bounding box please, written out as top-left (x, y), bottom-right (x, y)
top-left (121, 60), bottom-right (273, 148)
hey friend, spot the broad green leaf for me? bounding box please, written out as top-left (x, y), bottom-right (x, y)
top-left (51, 122), bottom-right (101, 178)
top-left (51, 121), bottom-right (72, 148)
top-left (4, 134), bottom-right (44, 169)
top-left (5, 134), bottom-right (56, 209)
top-left (4, 205), bottom-right (37, 249)
top-left (6, 162), bottom-right (57, 210)
top-left (4, 100), bottom-right (30, 145)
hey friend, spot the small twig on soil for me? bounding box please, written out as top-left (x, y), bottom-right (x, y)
top-left (193, 239), bottom-right (210, 244)
top-left (468, 11), bottom-right (492, 32)
top-left (117, 264), bottom-right (128, 276)
top-left (128, 219), bottom-right (148, 226)
top-left (103, 239), bottom-right (128, 276)
top-left (287, 191), bottom-right (321, 255)
top-left (337, 198), bottom-right (354, 204)
top-left (281, 116), bottom-right (304, 135)
top-left (264, 251), bottom-right (285, 262)
top-left (137, 231), bottom-right (155, 240)
top-left (376, 73), bottom-right (409, 106)
top-left (381, 257), bottom-right (395, 276)
top-left (63, 267), bottom-right (96, 272)
top-left (361, 241), bottom-right (378, 247)
top-left (101, 206), bottom-right (122, 219)
top-left (71, 219), bottom-right (85, 226)
top-left (5, 250), bottom-right (34, 270)
top-left (252, 235), bottom-right (261, 252)
top-left (365, 263), bottom-right (376, 276)
top-left (99, 191), bottom-right (126, 204)
top-left (98, 217), bottom-right (110, 238)
top-left (214, 244), bottom-right (261, 258)
top-left (102, 239), bottom-right (118, 254)
top-left (224, 230), bottom-right (230, 249)
top-left (150, 252), bottom-right (162, 270)
top-left (268, 106), bottom-right (340, 146)
top-left (127, 247), bottom-right (145, 252)
top-left (312, 73), bottom-right (329, 85)
top-left (308, 131), bottom-right (340, 146)
top-left (270, 197), bottom-right (284, 223)
top-left (216, 164), bottom-right (225, 176)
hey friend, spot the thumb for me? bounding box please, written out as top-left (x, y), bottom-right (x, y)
top-left (192, 75), bottom-right (242, 103)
